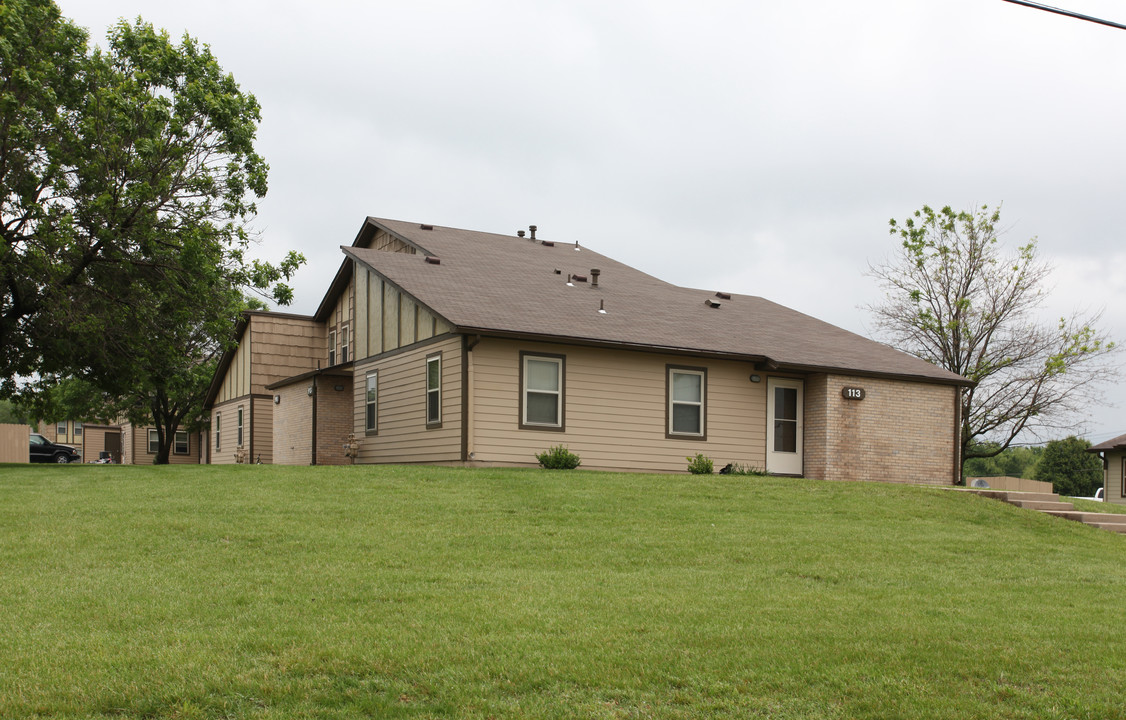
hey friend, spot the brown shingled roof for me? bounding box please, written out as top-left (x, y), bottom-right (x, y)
top-left (345, 218), bottom-right (968, 385)
top-left (1090, 433), bottom-right (1126, 452)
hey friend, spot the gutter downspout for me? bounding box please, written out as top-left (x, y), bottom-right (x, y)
top-left (311, 375), bottom-right (318, 466)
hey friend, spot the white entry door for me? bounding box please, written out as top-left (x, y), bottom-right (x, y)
top-left (766, 378), bottom-right (803, 475)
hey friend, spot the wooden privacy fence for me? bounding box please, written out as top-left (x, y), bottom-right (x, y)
top-left (0, 423), bottom-right (30, 463)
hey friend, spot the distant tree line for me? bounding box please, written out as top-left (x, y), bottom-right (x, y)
top-left (965, 437), bottom-right (1103, 497)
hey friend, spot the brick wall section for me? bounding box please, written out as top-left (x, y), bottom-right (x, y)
top-left (804, 373), bottom-right (957, 485)
top-left (316, 376), bottom-right (354, 465)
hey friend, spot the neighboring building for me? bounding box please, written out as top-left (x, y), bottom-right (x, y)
top-left (1089, 433), bottom-right (1126, 505)
top-left (38, 419), bottom-right (204, 464)
top-left (204, 217), bottom-right (971, 482)
top-left (118, 421), bottom-right (207, 465)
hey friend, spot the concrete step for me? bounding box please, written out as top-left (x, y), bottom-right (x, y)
top-left (962, 489), bottom-right (1062, 503)
top-left (1087, 522), bottom-right (1126, 534)
top-left (1045, 511), bottom-right (1126, 525)
top-left (1006, 500), bottom-right (1075, 511)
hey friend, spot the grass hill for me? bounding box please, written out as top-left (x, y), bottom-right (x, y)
top-left (1, 464), bottom-right (1124, 719)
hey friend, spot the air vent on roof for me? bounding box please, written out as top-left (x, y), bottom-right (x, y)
top-left (572, 274), bottom-right (588, 283)
top-left (598, 299), bottom-right (607, 314)
top-left (517, 230), bottom-right (525, 238)
top-left (529, 225), bottom-right (537, 241)
top-left (553, 269), bottom-right (561, 275)
top-left (425, 256), bottom-right (441, 265)
top-left (541, 240), bottom-right (554, 247)
top-left (591, 269), bottom-right (600, 288)
top-left (716, 291), bottom-right (731, 300)
top-left (704, 299), bottom-right (721, 308)
top-left (420, 224), bottom-right (433, 230)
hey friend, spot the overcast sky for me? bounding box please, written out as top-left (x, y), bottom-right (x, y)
top-left (63, 0), bottom-right (1126, 444)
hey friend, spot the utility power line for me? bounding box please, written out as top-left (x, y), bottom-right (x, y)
top-left (1001, 0), bottom-right (1126, 30)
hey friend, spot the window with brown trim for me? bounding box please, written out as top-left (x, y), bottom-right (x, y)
top-left (237, 407), bottom-right (244, 447)
top-left (520, 352), bottom-right (565, 431)
top-left (365, 371), bottom-right (378, 435)
top-left (328, 329), bottom-right (337, 366)
top-left (341, 325), bottom-right (350, 363)
top-left (667, 365), bottom-right (707, 439)
top-left (174, 430), bottom-right (189, 455)
top-left (215, 413), bottom-right (221, 450)
top-left (148, 429), bottom-right (160, 454)
top-left (426, 353), bottom-right (442, 427)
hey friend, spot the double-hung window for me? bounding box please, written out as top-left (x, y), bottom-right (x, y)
top-left (237, 407), bottom-right (244, 447)
top-left (148, 429), bottom-right (160, 454)
top-left (426, 354), bottom-right (441, 427)
top-left (521, 353), bottom-right (564, 429)
top-left (328, 330), bottom-right (337, 366)
top-left (341, 326), bottom-right (350, 363)
top-left (365, 371), bottom-right (378, 434)
top-left (73, 422), bottom-right (82, 437)
top-left (174, 430), bottom-right (189, 455)
top-left (668, 366), bottom-right (706, 438)
top-left (56, 421), bottom-right (66, 438)
top-left (215, 413), bottom-right (221, 450)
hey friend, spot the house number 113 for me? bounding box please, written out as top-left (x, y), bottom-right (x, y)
top-left (842, 387), bottom-right (865, 400)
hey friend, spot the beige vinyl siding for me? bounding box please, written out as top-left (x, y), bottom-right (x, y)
top-left (217, 340), bottom-right (252, 403)
top-left (366, 270), bottom-right (383, 356)
top-left (470, 338), bottom-right (767, 472)
top-left (250, 315), bottom-right (323, 390)
top-left (325, 275), bottom-right (354, 365)
top-left (355, 267), bottom-right (368, 362)
top-left (400, 295), bottom-right (417, 346)
top-left (251, 396), bottom-right (273, 464)
top-left (370, 228), bottom-right (417, 254)
top-left (382, 281), bottom-right (399, 353)
top-left (353, 263), bottom-right (448, 360)
top-left (210, 399), bottom-right (246, 464)
top-left (352, 336), bottom-right (462, 464)
top-left (123, 425), bottom-right (201, 465)
top-left (1107, 452), bottom-right (1125, 504)
top-left (0, 423), bottom-right (29, 463)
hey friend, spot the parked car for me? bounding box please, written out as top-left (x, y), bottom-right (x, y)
top-left (29, 433), bottom-right (80, 463)
top-left (1073, 487), bottom-right (1105, 502)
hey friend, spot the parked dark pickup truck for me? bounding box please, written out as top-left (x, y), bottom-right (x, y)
top-left (29, 433), bottom-right (80, 463)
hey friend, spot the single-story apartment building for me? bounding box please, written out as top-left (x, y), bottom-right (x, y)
top-left (39, 420), bottom-right (206, 464)
top-left (204, 217), bottom-right (971, 481)
top-left (1089, 433), bottom-right (1126, 504)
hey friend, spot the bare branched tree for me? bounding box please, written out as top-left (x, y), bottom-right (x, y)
top-left (867, 204), bottom-right (1119, 470)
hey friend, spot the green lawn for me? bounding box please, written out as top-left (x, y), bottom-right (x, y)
top-left (1, 464), bottom-right (1125, 719)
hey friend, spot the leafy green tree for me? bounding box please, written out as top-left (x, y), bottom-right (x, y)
top-left (1033, 436), bottom-right (1103, 497)
top-left (0, 1), bottom-right (304, 461)
top-left (0, 398), bottom-right (30, 424)
top-left (868, 204), bottom-right (1119, 474)
top-left (963, 442), bottom-right (1043, 479)
top-left (0, 1), bottom-right (301, 385)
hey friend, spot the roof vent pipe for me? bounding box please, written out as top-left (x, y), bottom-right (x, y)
top-left (517, 230), bottom-right (525, 238)
top-left (590, 269), bottom-right (600, 288)
top-left (529, 225), bottom-right (537, 241)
